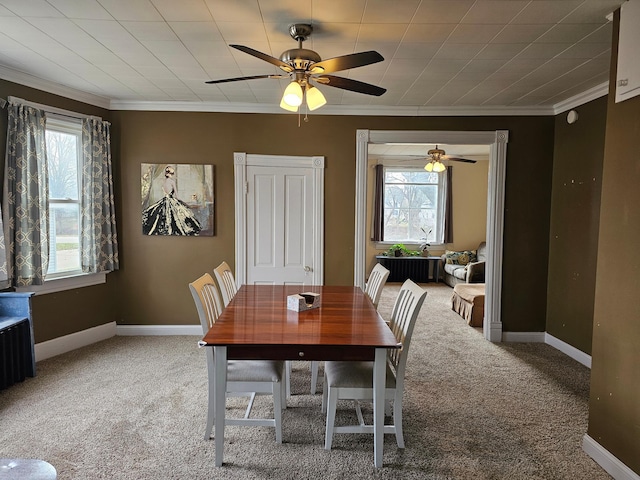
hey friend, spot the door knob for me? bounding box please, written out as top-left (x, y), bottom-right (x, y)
top-left (304, 266), bottom-right (312, 272)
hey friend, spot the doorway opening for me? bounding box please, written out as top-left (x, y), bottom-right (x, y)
top-left (354, 130), bottom-right (508, 342)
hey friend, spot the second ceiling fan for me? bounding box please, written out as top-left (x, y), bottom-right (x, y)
top-left (206, 23), bottom-right (386, 112)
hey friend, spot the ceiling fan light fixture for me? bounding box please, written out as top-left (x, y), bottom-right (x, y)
top-left (279, 97), bottom-right (299, 112)
top-left (433, 161), bottom-right (446, 173)
top-left (424, 162), bottom-right (434, 172)
top-left (306, 85), bottom-right (326, 111)
top-left (282, 81), bottom-right (303, 107)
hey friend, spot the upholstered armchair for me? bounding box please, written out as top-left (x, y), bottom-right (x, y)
top-left (440, 242), bottom-right (486, 287)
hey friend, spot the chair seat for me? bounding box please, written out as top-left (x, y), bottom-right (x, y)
top-left (325, 361), bottom-right (396, 389)
top-left (227, 360), bottom-right (284, 383)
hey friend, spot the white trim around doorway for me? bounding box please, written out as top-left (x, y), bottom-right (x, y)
top-left (354, 130), bottom-right (508, 342)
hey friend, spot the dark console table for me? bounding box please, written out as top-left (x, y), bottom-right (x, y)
top-left (375, 255), bottom-right (441, 283)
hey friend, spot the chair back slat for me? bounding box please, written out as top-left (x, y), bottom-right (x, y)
top-left (214, 261), bottom-right (238, 307)
top-left (364, 263), bottom-right (390, 308)
top-left (387, 280), bottom-right (427, 375)
top-left (189, 273), bottom-right (224, 334)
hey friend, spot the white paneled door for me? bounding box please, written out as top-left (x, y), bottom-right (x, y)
top-left (234, 153), bottom-right (324, 286)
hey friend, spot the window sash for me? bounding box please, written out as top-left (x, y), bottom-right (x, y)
top-left (381, 166), bottom-right (446, 244)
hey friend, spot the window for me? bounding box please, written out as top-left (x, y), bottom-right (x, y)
top-left (382, 167), bottom-right (446, 244)
top-left (45, 116), bottom-right (82, 277)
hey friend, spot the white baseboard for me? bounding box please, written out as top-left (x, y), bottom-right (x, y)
top-left (583, 434), bottom-right (640, 480)
top-left (501, 331), bottom-right (592, 369)
top-left (116, 324), bottom-right (202, 336)
top-left (502, 331), bottom-right (546, 342)
top-left (35, 321), bottom-right (116, 362)
top-left (545, 333), bottom-right (592, 368)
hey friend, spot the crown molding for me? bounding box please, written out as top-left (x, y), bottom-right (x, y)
top-left (2, 64), bottom-right (607, 117)
top-left (109, 99), bottom-right (555, 116)
top-left (0, 65), bottom-right (111, 109)
top-left (552, 82), bottom-right (609, 115)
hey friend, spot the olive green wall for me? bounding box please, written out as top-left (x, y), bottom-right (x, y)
top-left (111, 111), bottom-right (553, 332)
top-left (0, 79), bottom-right (115, 343)
top-left (588, 10), bottom-right (640, 473)
top-left (546, 96), bottom-right (607, 355)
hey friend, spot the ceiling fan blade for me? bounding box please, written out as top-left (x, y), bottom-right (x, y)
top-left (230, 45), bottom-right (293, 72)
top-left (311, 51), bottom-right (384, 74)
top-left (205, 74), bottom-right (286, 84)
top-left (315, 75), bottom-right (386, 96)
top-left (446, 156), bottom-right (477, 164)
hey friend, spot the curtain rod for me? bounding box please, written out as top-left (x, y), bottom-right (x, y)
top-left (6, 96), bottom-right (105, 122)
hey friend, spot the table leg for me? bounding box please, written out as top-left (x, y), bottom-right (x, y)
top-left (373, 348), bottom-right (385, 468)
top-left (214, 346), bottom-right (227, 467)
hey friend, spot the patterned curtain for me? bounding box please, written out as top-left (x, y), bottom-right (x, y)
top-left (80, 118), bottom-right (119, 273)
top-left (2, 101), bottom-right (49, 286)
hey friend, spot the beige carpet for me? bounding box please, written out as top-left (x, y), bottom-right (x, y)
top-left (0, 283), bottom-right (610, 479)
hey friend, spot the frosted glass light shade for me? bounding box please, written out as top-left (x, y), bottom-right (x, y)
top-left (280, 97), bottom-right (299, 112)
top-left (424, 162), bottom-right (434, 172)
top-left (433, 161), bottom-right (446, 172)
top-left (306, 86), bottom-right (326, 111)
top-left (282, 81), bottom-right (303, 107)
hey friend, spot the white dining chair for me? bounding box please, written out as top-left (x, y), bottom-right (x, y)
top-left (364, 263), bottom-right (391, 308)
top-left (213, 261), bottom-right (238, 308)
top-left (189, 273), bottom-right (286, 443)
top-left (309, 263), bottom-right (391, 395)
top-left (321, 279), bottom-right (427, 450)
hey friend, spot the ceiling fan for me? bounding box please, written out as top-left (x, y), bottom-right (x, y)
top-left (206, 23), bottom-right (387, 112)
top-left (424, 145), bottom-right (476, 172)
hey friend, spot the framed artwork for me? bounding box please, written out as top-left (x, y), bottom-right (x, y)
top-left (141, 163), bottom-right (214, 236)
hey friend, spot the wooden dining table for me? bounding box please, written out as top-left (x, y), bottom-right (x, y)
top-left (200, 284), bottom-right (399, 468)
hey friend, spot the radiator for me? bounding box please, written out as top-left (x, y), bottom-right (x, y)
top-left (0, 317), bottom-right (33, 390)
top-left (375, 256), bottom-right (435, 283)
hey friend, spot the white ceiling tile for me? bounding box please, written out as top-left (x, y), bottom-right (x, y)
top-left (536, 24), bottom-right (603, 44)
top-left (310, 0), bottom-right (365, 23)
top-left (581, 23), bottom-right (613, 43)
top-left (413, 0), bottom-right (474, 24)
top-left (361, 0), bottom-right (420, 23)
top-left (150, 0), bottom-right (213, 22)
top-left (96, 0), bottom-right (163, 21)
top-left (447, 24), bottom-right (504, 44)
top-left (216, 21), bottom-right (269, 44)
top-left (475, 43), bottom-right (526, 60)
top-left (258, 0), bottom-right (312, 23)
top-left (434, 43), bottom-right (484, 60)
top-left (516, 43), bottom-right (572, 60)
top-left (0, 0), bottom-right (63, 17)
top-left (404, 24), bottom-right (456, 43)
top-left (47, 0), bottom-right (112, 19)
top-left (0, 0), bottom-right (622, 107)
top-left (557, 42), bottom-right (610, 60)
top-left (561, 0), bottom-right (624, 23)
top-left (461, 0), bottom-right (528, 24)
top-left (122, 21), bottom-right (178, 41)
top-left (394, 42), bottom-right (441, 60)
top-left (490, 24), bottom-right (550, 44)
top-left (169, 21), bottom-right (223, 43)
top-left (511, 1), bottom-right (584, 24)
top-left (357, 23), bottom-right (406, 43)
top-left (204, 0), bottom-right (262, 23)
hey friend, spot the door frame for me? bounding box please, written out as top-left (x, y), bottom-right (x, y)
top-left (234, 152), bottom-right (325, 286)
top-left (354, 130), bottom-right (508, 342)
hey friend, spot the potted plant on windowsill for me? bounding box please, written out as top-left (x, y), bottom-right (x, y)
top-left (385, 244), bottom-right (420, 257)
top-left (420, 227), bottom-right (432, 257)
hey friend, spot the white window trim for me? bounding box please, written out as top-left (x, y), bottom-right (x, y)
top-left (16, 272), bottom-right (106, 295)
top-left (381, 165), bottom-right (446, 245)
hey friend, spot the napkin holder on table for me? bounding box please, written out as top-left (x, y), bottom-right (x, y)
top-left (287, 292), bottom-right (321, 312)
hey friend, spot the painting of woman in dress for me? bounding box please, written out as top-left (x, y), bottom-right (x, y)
top-left (141, 163), bottom-right (214, 236)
